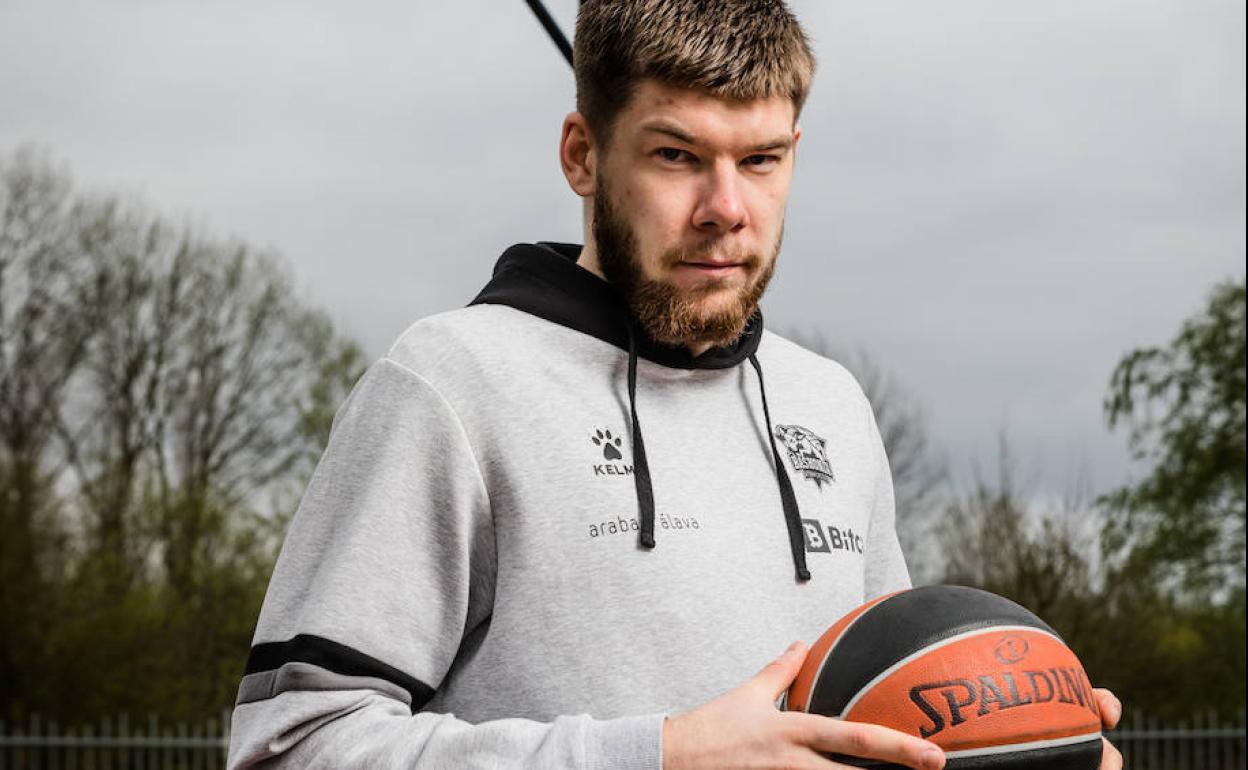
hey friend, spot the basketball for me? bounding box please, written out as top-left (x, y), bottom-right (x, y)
top-left (786, 585), bottom-right (1104, 769)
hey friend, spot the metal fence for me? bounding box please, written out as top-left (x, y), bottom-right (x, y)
top-left (1, 709), bottom-right (1245, 769)
top-left (0, 713), bottom-right (230, 770)
top-left (1110, 710), bottom-right (1247, 770)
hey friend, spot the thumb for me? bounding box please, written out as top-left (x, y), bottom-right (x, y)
top-left (749, 641), bottom-right (808, 702)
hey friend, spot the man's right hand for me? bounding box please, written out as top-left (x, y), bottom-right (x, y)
top-left (662, 641), bottom-right (946, 770)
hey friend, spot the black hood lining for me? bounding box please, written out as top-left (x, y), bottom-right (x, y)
top-left (469, 242), bottom-right (763, 370)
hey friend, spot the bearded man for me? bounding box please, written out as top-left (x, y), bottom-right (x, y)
top-left (227, 2), bottom-right (1122, 768)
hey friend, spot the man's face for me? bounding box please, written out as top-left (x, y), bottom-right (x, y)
top-left (591, 80), bottom-right (800, 350)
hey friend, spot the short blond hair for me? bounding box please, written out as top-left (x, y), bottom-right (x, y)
top-left (573, 0), bottom-right (816, 145)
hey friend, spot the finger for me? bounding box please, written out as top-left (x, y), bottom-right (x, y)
top-left (749, 640), bottom-right (809, 701)
top-left (1098, 737), bottom-right (1123, 770)
top-left (1093, 688), bottom-right (1122, 729)
top-left (801, 715), bottom-right (944, 770)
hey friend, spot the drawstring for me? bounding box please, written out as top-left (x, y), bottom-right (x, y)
top-left (749, 354), bottom-right (812, 582)
top-left (622, 328), bottom-right (809, 581)
top-left (626, 324), bottom-right (657, 549)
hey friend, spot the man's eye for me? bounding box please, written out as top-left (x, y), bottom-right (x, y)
top-left (743, 154), bottom-right (780, 168)
top-left (656, 148), bottom-right (692, 163)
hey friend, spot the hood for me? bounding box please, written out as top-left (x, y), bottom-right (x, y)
top-left (470, 242), bottom-right (763, 370)
top-left (469, 241), bottom-right (811, 582)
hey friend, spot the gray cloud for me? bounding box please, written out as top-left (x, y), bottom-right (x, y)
top-left (2, 0), bottom-right (1243, 496)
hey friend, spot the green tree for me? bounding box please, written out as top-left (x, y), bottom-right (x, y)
top-left (1093, 278), bottom-right (1246, 721)
top-left (1102, 279), bottom-right (1246, 599)
top-left (936, 436), bottom-right (1246, 721)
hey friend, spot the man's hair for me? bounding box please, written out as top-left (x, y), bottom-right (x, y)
top-left (573, 0), bottom-right (816, 146)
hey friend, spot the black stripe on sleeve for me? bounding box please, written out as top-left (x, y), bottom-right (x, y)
top-left (245, 634), bottom-right (436, 711)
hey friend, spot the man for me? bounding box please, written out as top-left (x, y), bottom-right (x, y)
top-left (228, 2), bottom-right (1123, 768)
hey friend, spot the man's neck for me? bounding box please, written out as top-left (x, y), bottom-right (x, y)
top-left (575, 239), bottom-right (606, 280)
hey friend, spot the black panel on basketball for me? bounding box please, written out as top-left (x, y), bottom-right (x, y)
top-left (807, 586), bottom-right (1061, 718)
top-left (827, 737), bottom-right (1103, 770)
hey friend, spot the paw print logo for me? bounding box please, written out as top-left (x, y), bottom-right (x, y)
top-left (591, 428), bottom-right (624, 461)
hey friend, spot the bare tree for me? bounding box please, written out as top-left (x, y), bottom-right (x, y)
top-left (48, 200), bottom-right (183, 589)
top-left (0, 148), bottom-right (97, 720)
top-left (937, 435), bottom-right (1100, 637)
top-left (0, 145), bottom-right (365, 723)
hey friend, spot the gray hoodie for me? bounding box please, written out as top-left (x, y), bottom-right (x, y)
top-left (227, 242), bottom-right (910, 769)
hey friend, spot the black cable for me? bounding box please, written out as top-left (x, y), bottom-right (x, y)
top-left (524, 0), bottom-right (573, 67)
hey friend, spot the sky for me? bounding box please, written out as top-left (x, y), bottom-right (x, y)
top-left (1, 0), bottom-right (1243, 499)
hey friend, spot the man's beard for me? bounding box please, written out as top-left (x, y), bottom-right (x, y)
top-left (592, 178), bottom-right (780, 349)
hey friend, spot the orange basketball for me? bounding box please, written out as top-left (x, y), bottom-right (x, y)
top-left (786, 585), bottom-right (1103, 769)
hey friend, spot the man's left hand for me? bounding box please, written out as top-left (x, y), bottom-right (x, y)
top-left (1093, 688), bottom-right (1123, 770)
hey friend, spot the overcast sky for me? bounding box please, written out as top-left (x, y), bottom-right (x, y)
top-left (2, 0), bottom-right (1243, 499)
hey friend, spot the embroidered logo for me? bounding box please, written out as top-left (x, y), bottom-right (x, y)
top-left (801, 518), bottom-right (863, 555)
top-left (591, 428), bottom-right (624, 460)
top-left (801, 518), bottom-right (832, 553)
top-left (590, 427), bottom-right (632, 477)
top-left (774, 424), bottom-right (835, 488)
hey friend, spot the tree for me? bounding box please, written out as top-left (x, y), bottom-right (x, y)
top-left (937, 435), bottom-right (1101, 649)
top-left (935, 435), bottom-right (1246, 721)
top-left (1102, 279), bottom-right (1246, 599)
top-left (917, 279), bottom-right (1247, 721)
top-left (0, 145), bottom-right (365, 725)
top-left (0, 148), bottom-right (88, 718)
top-left (1090, 278), bottom-right (1246, 722)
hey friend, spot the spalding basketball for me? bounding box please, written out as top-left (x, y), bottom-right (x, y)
top-left (786, 585), bottom-right (1103, 769)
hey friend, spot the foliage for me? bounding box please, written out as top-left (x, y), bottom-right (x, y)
top-left (0, 146), bottom-right (365, 725)
top-left (936, 281), bottom-right (1248, 719)
top-left (1101, 279), bottom-right (1246, 598)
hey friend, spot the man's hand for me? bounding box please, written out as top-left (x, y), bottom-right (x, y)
top-left (1094, 688), bottom-right (1123, 770)
top-left (662, 641), bottom-right (946, 770)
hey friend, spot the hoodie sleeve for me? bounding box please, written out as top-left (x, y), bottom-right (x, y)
top-left (860, 396), bottom-right (913, 600)
top-left (227, 357), bottom-right (665, 770)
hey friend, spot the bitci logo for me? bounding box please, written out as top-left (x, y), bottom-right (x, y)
top-left (802, 518), bottom-right (831, 553)
top-left (800, 518), bottom-right (863, 556)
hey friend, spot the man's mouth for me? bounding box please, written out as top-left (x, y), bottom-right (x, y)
top-left (676, 261), bottom-right (748, 277)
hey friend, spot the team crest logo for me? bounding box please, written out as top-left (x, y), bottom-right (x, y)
top-left (774, 424), bottom-right (835, 488)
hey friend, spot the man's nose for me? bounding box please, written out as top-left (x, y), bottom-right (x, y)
top-left (692, 162), bottom-right (747, 234)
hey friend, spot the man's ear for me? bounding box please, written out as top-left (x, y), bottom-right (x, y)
top-left (560, 112), bottom-right (597, 197)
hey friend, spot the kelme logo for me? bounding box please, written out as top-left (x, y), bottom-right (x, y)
top-left (590, 427), bottom-right (632, 478)
top-left (590, 428), bottom-right (624, 460)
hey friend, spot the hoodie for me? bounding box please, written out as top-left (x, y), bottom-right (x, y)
top-left (227, 242), bottom-right (910, 769)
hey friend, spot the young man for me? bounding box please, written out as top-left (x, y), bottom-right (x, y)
top-left (228, 2), bottom-right (1122, 768)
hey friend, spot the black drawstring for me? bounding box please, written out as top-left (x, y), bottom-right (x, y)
top-left (626, 324), bottom-right (657, 549)
top-left (749, 354), bottom-right (812, 582)
top-left (623, 329), bottom-right (808, 581)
